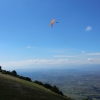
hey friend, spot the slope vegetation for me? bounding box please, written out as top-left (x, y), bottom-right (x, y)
top-left (0, 72), bottom-right (72, 100)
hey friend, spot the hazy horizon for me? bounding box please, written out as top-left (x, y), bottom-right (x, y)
top-left (1, 0), bottom-right (100, 70)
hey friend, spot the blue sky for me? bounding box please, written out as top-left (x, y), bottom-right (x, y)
top-left (0, 0), bottom-right (100, 70)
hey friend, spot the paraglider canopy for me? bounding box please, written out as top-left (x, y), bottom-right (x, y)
top-left (50, 19), bottom-right (55, 27)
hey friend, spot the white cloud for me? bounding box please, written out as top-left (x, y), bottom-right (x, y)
top-left (1, 58), bottom-right (100, 70)
top-left (52, 51), bottom-right (99, 57)
top-left (45, 50), bottom-right (64, 53)
top-left (54, 52), bottom-right (100, 61)
top-left (0, 59), bottom-right (70, 67)
top-left (26, 46), bottom-right (36, 49)
top-left (86, 52), bottom-right (100, 56)
top-left (1, 50), bottom-right (100, 69)
top-left (26, 59), bottom-right (69, 64)
top-left (82, 51), bottom-right (86, 53)
top-left (26, 46), bottom-right (31, 48)
top-left (54, 55), bottom-right (78, 58)
top-left (88, 58), bottom-right (94, 61)
top-left (85, 26), bottom-right (92, 31)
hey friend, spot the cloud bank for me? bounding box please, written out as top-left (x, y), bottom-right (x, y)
top-left (1, 51), bottom-right (100, 69)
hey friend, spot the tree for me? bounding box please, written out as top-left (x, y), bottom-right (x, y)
top-left (51, 85), bottom-right (60, 94)
top-left (25, 77), bottom-right (32, 82)
top-left (6, 71), bottom-right (12, 75)
top-left (59, 91), bottom-right (63, 95)
top-left (34, 80), bottom-right (43, 86)
top-left (2, 70), bottom-right (7, 74)
top-left (11, 70), bottom-right (17, 76)
top-left (43, 83), bottom-right (52, 89)
top-left (0, 66), bottom-right (2, 71)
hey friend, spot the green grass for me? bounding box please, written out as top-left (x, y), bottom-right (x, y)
top-left (0, 72), bottom-right (72, 100)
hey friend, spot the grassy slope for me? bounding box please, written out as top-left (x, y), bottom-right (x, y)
top-left (0, 72), bottom-right (72, 100)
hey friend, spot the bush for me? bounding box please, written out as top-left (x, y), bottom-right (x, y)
top-left (34, 80), bottom-right (43, 86)
top-left (0, 66), bottom-right (2, 70)
top-left (51, 85), bottom-right (60, 94)
top-left (25, 77), bottom-right (32, 82)
top-left (43, 83), bottom-right (52, 89)
top-left (11, 70), bottom-right (17, 76)
top-left (2, 70), bottom-right (7, 74)
top-left (6, 71), bottom-right (12, 75)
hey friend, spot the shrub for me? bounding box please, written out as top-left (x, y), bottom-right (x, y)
top-left (2, 70), bottom-right (7, 74)
top-left (51, 85), bottom-right (60, 94)
top-left (43, 83), bottom-right (52, 89)
top-left (11, 70), bottom-right (17, 76)
top-left (34, 80), bottom-right (43, 86)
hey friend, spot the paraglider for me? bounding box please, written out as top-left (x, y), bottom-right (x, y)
top-left (50, 19), bottom-right (58, 27)
top-left (50, 19), bottom-right (55, 27)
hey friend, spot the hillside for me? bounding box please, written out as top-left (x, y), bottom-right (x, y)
top-left (0, 72), bottom-right (72, 100)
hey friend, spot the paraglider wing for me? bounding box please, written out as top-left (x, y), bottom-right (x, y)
top-left (50, 19), bottom-right (55, 27)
